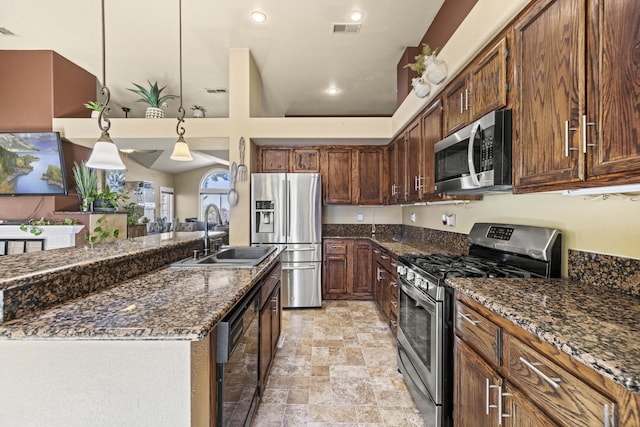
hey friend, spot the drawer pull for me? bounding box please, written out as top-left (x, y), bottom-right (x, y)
top-left (390, 301), bottom-right (398, 308)
top-left (373, 249), bottom-right (381, 254)
top-left (390, 261), bottom-right (397, 268)
top-left (460, 312), bottom-right (479, 326)
top-left (518, 356), bottom-right (562, 389)
top-left (390, 281), bottom-right (398, 288)
top-left (381, 255), bottom-right (390, 260)
top-left (486, 378), bottom-right (499, 415)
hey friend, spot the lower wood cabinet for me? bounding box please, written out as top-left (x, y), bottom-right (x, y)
top-left (259, 263), bottom-right (282, 395)
top-left (372, 245), bottom-right (398, 333)
top-left (322, 239), bottom-right (372, 299)
top-left (454, 293), bottom-right (622, 427)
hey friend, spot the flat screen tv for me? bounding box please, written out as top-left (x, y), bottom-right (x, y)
top-left (0, 132), bottom-right (68, 196)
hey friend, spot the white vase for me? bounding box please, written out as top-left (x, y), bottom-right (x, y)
top-left (424, 54), bottom-right (448, 85)
top-left (91, 110), bottom-right (109, 127)
top-left (192, 109), bottom-right (205, 118)
top-left (145, 107), bottom-right (165, 119)
top-left (412, 77), bottom-right (431, 98)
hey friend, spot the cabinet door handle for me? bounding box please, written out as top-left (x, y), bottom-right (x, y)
top-left (582, 114), bottom-right (597, 153)
top-left (564, 120), bottom-right (579, 156)
top-left (459, 311), bottom-right (479, 326)
top-left (377, 267), bottom-right (383, 281)
top-left (500, 389), bottom-right (513, 425)
top-left (390, 301), bottom-right (397, 308)
top-left (460, 93), bottom-right (464, 114)
top-left (518, 356), bottom-right (562, 389)
top-left (465, 88), bottom-right (469, 111)
top-left (272, 296), bottom-right (278, 312)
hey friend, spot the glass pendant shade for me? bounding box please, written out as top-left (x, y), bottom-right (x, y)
top-left (86, 131), bottom-right (126, 170)
top-left (170, 135), bottom-right (193, 161)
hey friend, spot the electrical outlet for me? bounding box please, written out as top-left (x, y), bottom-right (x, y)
top-left (441, 213), bottom-right (456, 227)
top-left (410, 212), bottom-right (416, 223)
top-left (356, 213), bottom-right (364, 222)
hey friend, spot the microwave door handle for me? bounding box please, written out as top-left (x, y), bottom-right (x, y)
top-left (467, 122), bottom-right (482, 187)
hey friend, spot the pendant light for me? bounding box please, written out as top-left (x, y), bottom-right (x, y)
top-left (86, 0), bottom-right (126, 170)
top-left (170, 0), bottom-right (193, 161)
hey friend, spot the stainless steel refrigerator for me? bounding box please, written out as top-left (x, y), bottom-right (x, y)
top-left (251, 173), bottom-right (322, 308)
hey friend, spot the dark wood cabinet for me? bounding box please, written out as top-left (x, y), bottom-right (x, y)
top-left (291, 148), bottom-right (320, 172)
top-left (443, 74), bottom-right (470, 136)
top-left (395, 134), bottom-right (408, 203)
top-left (352, 241), bottom-right (372, 295)
top-left (321, 148), bottom-right (353, 204)
top-left (257, 147), bottom-right (320, 173)
top-left (259, 148), bottom-right (290, 172)
top-left (454, 337), bottom-right (503, 427)
top-left (443, 38), bottom-right (508, 137)
top-left (386, 142), bottom-right (398, 204)
top-left (503, 383), bottom-right (556, 427)
top-left (258, 263), bottom-right (282, 395)
top-left (322, 239), bottom-right (373, 299)
top-left (372, 245), bottom-right (397, 333)
top-left (420, 99), bottom-right (443, 197)
top-left (469, 37), bottom-right (508, 120)
top-left (355, 148), bottom-right (385, 205)
top-left (323, 239), bottom-right (350, 297)
top-left (405, 117), bottom-right (423, 202)
top-left (514, 0), bottom-right (640, 191)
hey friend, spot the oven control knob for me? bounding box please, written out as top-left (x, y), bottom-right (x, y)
top-left (406, 270), bottom-right (415, 281)
top-left (397, 265), bottom-right (406, 276)
top-left (415, 277), bottom-right (422, 288)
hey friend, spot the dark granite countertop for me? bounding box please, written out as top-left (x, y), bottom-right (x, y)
top-left (447, 277), bottom-right (640, 393)
top-left (323, 234), bottom-right (465, 258)
top-left (0, 249), bottom-right (281, 341)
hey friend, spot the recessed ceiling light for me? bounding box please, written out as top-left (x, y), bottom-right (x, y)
top-left (250, 11), bottom-right (267, 23)
top-left (326, 87), bottom-right (340, 95)
top-left (348, 11), bottom-right (364, 22)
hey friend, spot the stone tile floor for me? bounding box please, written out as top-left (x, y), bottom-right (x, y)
top-left (252, 300), bottom-right (425, 427)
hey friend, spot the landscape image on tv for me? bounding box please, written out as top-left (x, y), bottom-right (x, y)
top-left (0, 132), bottom-right (67, 196)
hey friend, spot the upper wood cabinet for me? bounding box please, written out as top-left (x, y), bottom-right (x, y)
top-left (257, 147), bottom-right (320, 173)
top-left (355, 147), bottom-right (385, 205)
top-left (395, 134), bottom-right (408, 203)
top-left (386, 142), bottom-right (398, 204)
top-left (405, 117), bottom-right (423, 203)
top-left (321, 148), bottom-right (353, 204)
top-left (420, 99), bottom-right (443, 197)
top-left (514, 0), bottom-right (640, 191)
top-left (443, 38), bottom-right (508, 136)
top-left (259, 148), bottom-right (290, 172)
top-left (321, 147), bottom-right (385, 205)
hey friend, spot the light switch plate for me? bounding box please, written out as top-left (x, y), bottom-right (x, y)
top-left (410, 212), bottom-right (416, 222)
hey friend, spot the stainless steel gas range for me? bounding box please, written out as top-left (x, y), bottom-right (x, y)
top-left (396, 223), bottom-right (562, 427)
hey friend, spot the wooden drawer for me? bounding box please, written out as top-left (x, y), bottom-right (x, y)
top-left (455, 300), bottom-right (501, 366)
top-left (261, 263), bottom-right (281, 306)
top-left (324, 240), bottom-right (348, 255)
top-left (372, 246), bottom-right (393, 272)
top-left (505, 334), bottom-right (617, 427)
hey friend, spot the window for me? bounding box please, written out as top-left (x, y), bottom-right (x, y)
top-left (159, 186), bottom-right (174, 223)
top-left (200, 168), bottom-right (230, 225)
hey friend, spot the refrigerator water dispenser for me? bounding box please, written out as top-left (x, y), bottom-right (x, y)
top-left (255, 200), bottom-right (275, 233)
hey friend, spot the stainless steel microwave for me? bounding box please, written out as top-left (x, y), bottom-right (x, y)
top-left (434, 109), bottom-right (512, 194)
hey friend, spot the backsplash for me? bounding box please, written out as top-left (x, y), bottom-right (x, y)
top-left (323, 224), bottom-right (469, 254)
top-left (568, 250), bottom-right (640, 298)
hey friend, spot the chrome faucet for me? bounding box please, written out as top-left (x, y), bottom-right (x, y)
top-left (203, 203), bottom-right (222, 254)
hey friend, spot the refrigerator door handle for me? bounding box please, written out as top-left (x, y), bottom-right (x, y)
top-left (287, 181), bottom-right (291, 239)
top-left (280, 184), bottom-right (287, 239)
top-left (282, 265), bottom-right (317, 271)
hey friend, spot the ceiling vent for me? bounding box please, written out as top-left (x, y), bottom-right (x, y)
top-left (0, 28), bottom-right (15, 36)
top-left (332, 23), bottom-right (361, 34)
top-left (205, 88), bottom-right (228, 94)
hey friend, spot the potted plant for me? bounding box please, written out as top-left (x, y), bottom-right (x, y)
top-left (191, 105), bottom-right (206, 118)
top-left (404, 44), bottom-right (447, 97)
top-left (72, 161), bottom-right (98, 212)
top-left (127, 80), bottom-right (178, 118)
top-left (92, 185), bottom-right (127, 212)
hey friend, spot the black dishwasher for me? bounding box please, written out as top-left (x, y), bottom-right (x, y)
top-left (216, 285), bottom-right (261, 427)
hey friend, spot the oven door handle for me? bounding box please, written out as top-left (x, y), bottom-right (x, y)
top-left (400, 281), bottom-right (438, 312)
top-left (467, 122), bottom-right (482, 187)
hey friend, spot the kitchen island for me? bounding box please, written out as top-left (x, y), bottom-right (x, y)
top-left (0, 232), bottom-right (283, 427)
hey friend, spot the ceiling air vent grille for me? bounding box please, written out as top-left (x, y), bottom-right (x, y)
top-left (205, 88), bottom-right (229, 94)
top-left (332, 23), bottom-right (361, 34)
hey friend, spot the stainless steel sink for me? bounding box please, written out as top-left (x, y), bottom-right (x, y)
top-left (170, 246), bottom-right (277, 268)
